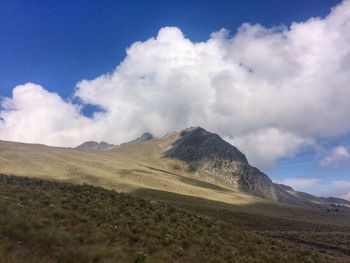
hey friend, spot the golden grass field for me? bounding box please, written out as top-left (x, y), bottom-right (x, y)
top-left (0, 139), bottom-right (260, 206)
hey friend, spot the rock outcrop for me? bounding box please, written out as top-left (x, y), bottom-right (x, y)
top-left (133, 132), bottom-right (155, 142)
top-left (163, 127), bottom-right (277, 200)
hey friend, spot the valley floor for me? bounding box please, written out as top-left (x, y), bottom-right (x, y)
top-left (0, 174), bottom-right (349, 263)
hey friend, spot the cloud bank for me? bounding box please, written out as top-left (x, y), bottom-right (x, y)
top-left (320, 146), bottom-right (350, 166)
top-left (340, 191), bottom-right (350, 201)
top-left (1, 1), bottom-right (350, 169)
top-left (332, 181), bottom-right (350, 201)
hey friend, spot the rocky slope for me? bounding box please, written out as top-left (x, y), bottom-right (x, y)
top-left (161, 127), bottom-right (350, 206)
top-left (129, 132), bottom-right (155, 143)
top-left (163, 127), bottom-right (278, 200)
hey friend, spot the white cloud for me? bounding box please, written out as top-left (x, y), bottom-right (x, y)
top-left (331, 180), bottom-right (350, 188)
top-left (340, 191), bottom-right (350, 201)
top-left (329, 180), bottom-right (350, 199)
top-left (274, 178), bottom-right (321, 189)
top-left (321, 146), bottom-right (350, 166)
top-left (0, 83), bottom-right (99, 146)
top-left (2, 1), bottom-right (350, 168)
top-left (226, 128), bottom-right (312, 168)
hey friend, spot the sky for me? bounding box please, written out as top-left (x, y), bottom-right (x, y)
top-left (0, 0), bottom-right (349, 199)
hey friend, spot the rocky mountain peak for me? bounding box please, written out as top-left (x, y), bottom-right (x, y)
top-left (75, 141), bottom-right (114, 150)
top-left (164, 127), bottom-right (277, 199)
top-left (135, 132), bottom-right (155, 142)
top-left (165, 126), bottom-right (248, 164)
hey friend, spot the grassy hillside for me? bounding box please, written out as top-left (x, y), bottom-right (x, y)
top-left (0, 140), bottom-right (350, 262)
top-left (1, 174), bottom-right (349, 263)
top-left (0, 139), bottom-right (349, 226)
top-left (0, 140), bottom-right (254, 205)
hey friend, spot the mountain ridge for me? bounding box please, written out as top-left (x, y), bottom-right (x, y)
top-left (75, 141), bottom-right (115, 150)
top-left (161, 127), bottom-right (349, 206)
top-left (1, 126), bottom-right (349, 207)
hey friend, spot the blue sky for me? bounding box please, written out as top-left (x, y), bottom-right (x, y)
top-left (1, 0), bottom-right (349, 199)
top-left (0, 0), bottom-right (341, 98)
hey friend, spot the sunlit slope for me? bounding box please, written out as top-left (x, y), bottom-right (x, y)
top-left (0, 140), bottom-right (257, 205)
top-left (1, 139), bottom-right (350, 229)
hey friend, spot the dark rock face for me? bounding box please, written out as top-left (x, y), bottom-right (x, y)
top-left (75, 141), bottom-right (114, 150)
top-left (123, 132), bottom-right (156, 145)
top-left (274, 183), bottom-right (294, 192)
top-left (164, 127), bottom-right (277, 200)
top-left (164, 127), bottom-right (247, 164)
top-left (134, 133), bottom-right (155, 142)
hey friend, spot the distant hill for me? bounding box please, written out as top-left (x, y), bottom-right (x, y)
top-left (125, 132), bottom-right (156, 144)
top-left (322, 196), bottom-right (350, 206)
top-left (76, 133), bottom-right (156, 150)
top-left (75, 141), bottom-right (115, 150)
top-left (274, 183), bottom-right (350, 207)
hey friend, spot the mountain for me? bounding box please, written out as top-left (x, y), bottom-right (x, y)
top-left (162, 127), bottom-right (349, 206)
top-left (75, 141), bottom-right (115, 150)
top-left (2, 127), bottom-right (348, 207)
top-left (163, 127), bottom-right (277, 200)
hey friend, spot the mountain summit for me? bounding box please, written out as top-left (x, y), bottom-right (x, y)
top-left (164, 127), bottom-right (248, 164)
top-left (132, 132), bottom-right (155, 142)
top-left (163, 127), bottom-right (277, 200)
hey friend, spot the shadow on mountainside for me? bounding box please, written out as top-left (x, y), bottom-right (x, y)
top-left (131, 187), bottom-right (350, 232)
top-left (143, 165), bottom-right (231, 192)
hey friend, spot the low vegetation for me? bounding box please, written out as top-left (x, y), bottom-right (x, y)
top-left (0, 174), bottom-right (349, 263)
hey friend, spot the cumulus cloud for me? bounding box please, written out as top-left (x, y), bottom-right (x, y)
top-left (340, 191), bottom-right (350, 201)
top-left (2, 1), bottom-right (350, 168)
top-left (320, 146), bottom-right (350, 166)
top-left (0, 83), bottom-right (98, 146)
top-left (332, 180), bottom-right (350, 188)
top-left (227, 128), bottom-right (311, 168)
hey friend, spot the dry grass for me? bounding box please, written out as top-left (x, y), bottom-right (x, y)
top-left (0, 174), bottom-right (349, 263)
top-left (0, 140), bottom-right (258, 205)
